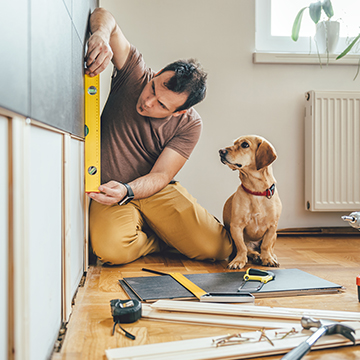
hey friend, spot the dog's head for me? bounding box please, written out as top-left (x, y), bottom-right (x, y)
top-left (219, 135), bottom-right (277, 171)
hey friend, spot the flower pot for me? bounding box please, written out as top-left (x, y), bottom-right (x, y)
top-left (314, 21), bottom-right (340, 54)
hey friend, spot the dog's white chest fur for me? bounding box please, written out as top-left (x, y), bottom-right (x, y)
top-left (242, 197), bottom-right (280, 241)
top-left (245, 212), bottom-right (264, 240)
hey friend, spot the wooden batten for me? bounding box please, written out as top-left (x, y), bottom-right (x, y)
top-left (11, 117), bottom-right (30, 360)
top-left (62, 133), bottom-right (72, 322)
top-left (105, 322), bottom-right (360, 360)
top-left (151, 300), bottom-right (360, 322)
top-left (142, 304), bottom-right (298, 329)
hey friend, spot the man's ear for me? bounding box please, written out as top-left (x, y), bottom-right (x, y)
top-left (255, 140), bottom-right (277, 170)
top-left (173, 109), bottom-right (187, 116)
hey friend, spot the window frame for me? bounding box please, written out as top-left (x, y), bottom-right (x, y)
top-left (255, 0), bottom-right (359, 56)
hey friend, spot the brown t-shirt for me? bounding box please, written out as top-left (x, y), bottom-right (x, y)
top-left (100, 46), bottom-right (203, 184)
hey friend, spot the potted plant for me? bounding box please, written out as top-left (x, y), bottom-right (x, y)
top-left (336, 33), bottom-right (360, 79)
top-left (292, 0), bottom-right (340, 55)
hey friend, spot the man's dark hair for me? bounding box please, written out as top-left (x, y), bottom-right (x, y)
top-left (157, 59), bottom-right (207, 112)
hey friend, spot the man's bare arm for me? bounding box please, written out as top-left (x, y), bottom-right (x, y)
top-left (89, 148), bottom-right (187, 205)
top-left (85, 8), bottom-right (131, 76)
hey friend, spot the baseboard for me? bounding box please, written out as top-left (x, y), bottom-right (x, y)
top-left (277, 227), bottom-right (360, 236)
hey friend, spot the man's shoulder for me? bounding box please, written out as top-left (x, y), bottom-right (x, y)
top-left (180, 107), bottom-right (202, 127)
top-left (167, 107), bottom-right (202, 135)
top-left (110, 45), bottom-right (152, 94)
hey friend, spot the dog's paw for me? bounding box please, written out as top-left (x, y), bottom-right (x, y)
top-left (247, 252), bottom-right (261, 265)
top-left (228, 256), bottom-right (248, 270)
top-left (260, 254), bottom-right (279, 267)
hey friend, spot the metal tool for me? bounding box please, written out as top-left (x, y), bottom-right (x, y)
top-left (342, 211), bottom-right (360, 230)
top-left (281, 316), bottom-right (356, 360)
top-left (238, 268), bottom-right (275, 292)
top-left (142, 268), bottom-right (255, 303)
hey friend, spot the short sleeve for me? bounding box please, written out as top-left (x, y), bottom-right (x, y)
top-left (165, 114), bottom-right (202, 159)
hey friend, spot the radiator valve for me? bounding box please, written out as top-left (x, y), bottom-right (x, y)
top-left (341, 212), bottom-right (360, 230)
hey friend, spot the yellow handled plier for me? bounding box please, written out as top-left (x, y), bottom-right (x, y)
top-left (238, 268), bottom-right (275, 292)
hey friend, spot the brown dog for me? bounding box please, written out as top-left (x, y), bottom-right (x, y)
top-left (219, 135), bottom-right (282, 269)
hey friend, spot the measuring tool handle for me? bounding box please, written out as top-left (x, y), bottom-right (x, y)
top-left (244, 268), bottom-right (275, 283)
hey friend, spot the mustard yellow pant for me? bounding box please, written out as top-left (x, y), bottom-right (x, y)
top-left (89, 182), bottom-right (232, 265)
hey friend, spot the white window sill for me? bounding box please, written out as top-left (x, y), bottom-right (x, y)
top-left (253, 52), bottom-right (360, 65)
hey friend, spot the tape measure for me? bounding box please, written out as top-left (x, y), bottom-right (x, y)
top-left (110, 299), bottom-right (142, 340)
top-left (84, 74), bottom-right (101, 193)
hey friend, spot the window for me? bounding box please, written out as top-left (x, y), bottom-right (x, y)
top-left (256, 0), bottom-right (360, 54)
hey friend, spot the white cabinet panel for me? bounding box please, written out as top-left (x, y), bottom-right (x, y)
top-left (10, 118), bottom-right (86, 359)
top-left (70, 138), bottom-right (85, 297)
top-left (28, 126), bottom-right (62, 360)
top-left (0, 116), bottom-right (8, 360)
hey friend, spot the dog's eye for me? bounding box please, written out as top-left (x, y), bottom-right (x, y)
top-left (241, 142), bottom-right (249, 148)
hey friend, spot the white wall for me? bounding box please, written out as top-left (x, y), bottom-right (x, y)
top-left (99, 0), bottom-right (360, 229)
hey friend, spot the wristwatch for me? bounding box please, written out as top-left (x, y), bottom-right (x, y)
top-left (118, 183), bottom-right (134, 205)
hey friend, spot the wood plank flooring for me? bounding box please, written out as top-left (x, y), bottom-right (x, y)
top-left (52, 235), bottom-right (360, 360)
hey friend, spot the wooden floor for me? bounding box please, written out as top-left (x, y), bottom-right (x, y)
top-left (52, 235), bottom-right (360, 360)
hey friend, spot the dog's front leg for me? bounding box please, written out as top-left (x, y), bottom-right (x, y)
top-left (228, 224), bottom-right (248, 269)
top-left (260, 225), bottom-right (279, 267)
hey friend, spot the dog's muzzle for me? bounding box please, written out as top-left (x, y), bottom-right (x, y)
top-left (219, 149), bottom-right (228, 165)
top-left (219, 149), bottom-right (242, 168)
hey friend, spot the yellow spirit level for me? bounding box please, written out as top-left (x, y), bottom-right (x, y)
top-left (84, 74), bottom-right (101, 193)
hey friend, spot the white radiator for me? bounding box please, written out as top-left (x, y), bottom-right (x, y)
top-left (305, 90), bottom-right (360, 212)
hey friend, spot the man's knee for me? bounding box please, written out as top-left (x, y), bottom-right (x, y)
top-left (91, 233), bottom-right (136, 265)
top-left (183, 229), bottom-right (233, 261)
top-left (193, 242), bottom-right (232, 261)
top-left (94, 247), bottom-right (131, 265)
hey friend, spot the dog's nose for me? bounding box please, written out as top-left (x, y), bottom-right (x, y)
top-left (219, 149), bottom-right (228, 156)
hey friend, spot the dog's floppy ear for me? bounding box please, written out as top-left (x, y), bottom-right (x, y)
top-left (255, 140), bottom-right (277, 170)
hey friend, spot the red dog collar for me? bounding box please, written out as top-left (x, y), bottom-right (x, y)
top-left (241, 183), bottom-right (276, 199)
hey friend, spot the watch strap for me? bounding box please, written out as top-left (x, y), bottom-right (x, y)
top-left (118, 183), bottom-right (134, 206)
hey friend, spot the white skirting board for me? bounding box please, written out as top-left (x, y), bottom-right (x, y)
top-left (105, 322), bottom-right (360, 360)
top-left (141, 305), bottom-right (298, 329)
top-left (151, 300), bottom-right (360, 322)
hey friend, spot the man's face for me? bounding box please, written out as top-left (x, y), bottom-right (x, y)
top-left (136, 71), bottom-right (188, 118)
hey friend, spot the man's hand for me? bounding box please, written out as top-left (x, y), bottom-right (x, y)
top-left (85, 32), bottom-right (113, 77)
top-left (88, 180), bottom-right (127, 205)
top-left (85, 8), bottom-right (131, 75)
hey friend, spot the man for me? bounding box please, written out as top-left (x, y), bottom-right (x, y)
top-left (85, 7), bottom-right (232, 265)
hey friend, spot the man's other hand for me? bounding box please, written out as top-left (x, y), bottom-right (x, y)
top-left (88, 180), bottom-right (127, 205)
top-left (85, 32), bottom-right (113, 77)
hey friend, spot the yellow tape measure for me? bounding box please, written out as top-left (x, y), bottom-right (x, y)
top-left (84, 74), bottom-right (101, 193)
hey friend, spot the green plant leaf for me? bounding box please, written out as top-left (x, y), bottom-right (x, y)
top-left (291, 7), bottom-right (308, 41)
top-left (322, 0), bottom-right (334, 19)
top-left (336, 33), bottom-right (360, 59)
top-left (309, 1), bottom-right (322, 24)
